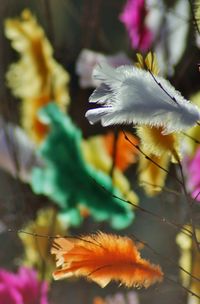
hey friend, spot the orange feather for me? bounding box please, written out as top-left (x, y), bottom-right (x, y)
top-left (51, 232), bottom-right (163, 288)
top-left (103, 131), bottom-right (138, 171)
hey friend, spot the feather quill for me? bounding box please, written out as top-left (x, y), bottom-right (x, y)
top-left (86, 63), bottom-right (200, 134)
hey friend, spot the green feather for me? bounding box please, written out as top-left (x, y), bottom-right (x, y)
top-left (31, 103), bottom-right (134, 229)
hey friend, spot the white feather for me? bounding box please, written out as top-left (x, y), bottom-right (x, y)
top-left (85, 63), bottom-right (200, 133)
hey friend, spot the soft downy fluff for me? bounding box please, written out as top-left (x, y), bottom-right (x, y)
top-left (85, 63), bottom-right (200, 134)
top-left (51, 232), bottom-right (163, 288)
top-left (31, 103), bottom-right (136, 229)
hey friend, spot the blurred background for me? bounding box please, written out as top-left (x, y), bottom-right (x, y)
top-left (0, 1), bottom-right (199, 304)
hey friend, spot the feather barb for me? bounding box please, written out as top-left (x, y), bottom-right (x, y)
top-left (51, 232), bottom-right (163, 288)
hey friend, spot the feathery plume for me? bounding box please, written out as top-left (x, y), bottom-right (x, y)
top-left (51, 232), bottom-right (163, 288)
top-left (136, 126), bottom-right (179, 159)
top-left (5, 10), bottom-right (70, 143)
top-left (31, 104), bottom-right (136, 229)
top-left (85, 63), bottom-right (200, 134)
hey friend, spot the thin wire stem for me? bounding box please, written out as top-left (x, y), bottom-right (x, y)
top-left (122, 130), bottom-right (183, 186)
top-left (90, 176), bottom-right (193, 238)
top-left (139, 180), bottom-right (182, 197)
top-left (148, 69), bottom-right (180, 106)
top-left (8, 228), bottom-right (200, 299)
top-left (165, 276), bottom-right (200, 300)
top-left (8, 228), bottom-right (104, 248)
top-left (122, 130), bottom-right (199, 250)
top-left (131, 234), bottom-right (200, 283)
top-left (182, 132), bottom-right (200, 145)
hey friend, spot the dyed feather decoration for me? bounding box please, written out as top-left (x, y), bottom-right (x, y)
top-left (31, 103), bottom-right (136, 229)
top-left (5, 10), bottom-right (70, 143)
top-left (136, 126), bottom-right (179, 158)
top-left (85, 63), bottom-right (200, 134)
top-left (103, 131), bottom-right (138, 171)
top-left (51, 232), bottom-right (163, 288)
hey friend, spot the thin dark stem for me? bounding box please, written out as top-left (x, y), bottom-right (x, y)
top-left (8, 228), bottom-right (104, 248)
top-left (123, 127), bottom-right (199, 243)
top-left (165, 276), bottom-right (200, 300)
top-left (111, 193), bottom-right (192, 236)
top-left (194, 189), bottom-right (200, 201)
top-left (8, 230), bottom-right (200, 299)
top-left (88, 258), bottom-right (200, 299)
top-left (139, 180), bottom-right (183, 196)
top-left (89, 176), bottom-right (193, 238)
top-left (40, 207), bottom-right (58, 281)
top-left (176, 158), bottom-right (200, 252)
top-left (131, 234), bottom-right (200, 283)
top-left (88, 265), bottom-right (200, 299)
top-left (122, 130), bottom-right (183, 186)
top-left (148, 69), bottom-right (180, 106)
top-left (182, 132), bottom-right (200, 144)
